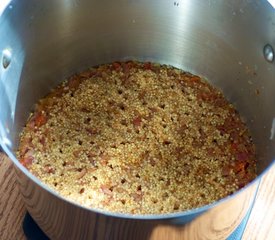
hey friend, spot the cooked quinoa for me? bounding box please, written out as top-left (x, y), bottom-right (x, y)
top-left (18, 61), bottom-right (256, 214)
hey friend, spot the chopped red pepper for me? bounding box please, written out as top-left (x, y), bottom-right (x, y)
top-left (133, 116), bottom-right (142, 127)
top-left (44, 164), bottom-right (55, 174)
top-left (112, 62), bottom-right (121, 71)
top-left (236, 152), bottom-right (249, 162)
top-left (33, 111), bottom-right (47, 127)
top-left (68, 76), bottom-right (81, 89)
top-left (144, 62), bottom-right (152, 70)
top-left (231, 142), bottom-right (239, 151)
top-left (20, 156), bottom-right (34, 168)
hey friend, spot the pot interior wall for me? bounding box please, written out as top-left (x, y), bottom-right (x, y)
top-left (0, 0), bottom-right (275, 174)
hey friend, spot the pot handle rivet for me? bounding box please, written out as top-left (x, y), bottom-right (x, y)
top-left (2, 49), bottom-right (12, 69)
top-left (263, 44), bottom-right (274, 63)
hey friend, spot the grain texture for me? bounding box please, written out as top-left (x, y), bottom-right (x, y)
top-left (18, 62), bottom-right (256, 215)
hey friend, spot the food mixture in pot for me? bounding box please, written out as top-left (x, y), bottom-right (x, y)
top-left (18, 61), bottom-right (256, 214)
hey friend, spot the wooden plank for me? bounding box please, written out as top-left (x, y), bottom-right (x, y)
top-left (242, 164), bottom-right (275, 240)
top-left (0, 153), bottom-right (26, 240)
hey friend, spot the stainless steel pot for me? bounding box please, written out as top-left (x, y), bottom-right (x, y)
top-left (0, 0), bottom-right (274, 239)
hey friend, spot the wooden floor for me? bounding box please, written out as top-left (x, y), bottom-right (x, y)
top-left (0, 152), bottom-right (274, 240)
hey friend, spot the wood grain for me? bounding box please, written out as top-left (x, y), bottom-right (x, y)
top-left (0, 152), bottom-right (274, 240)
top-left (0, 153), bottom-right (26, 240)
top-left (242, 164), bottom-right (275, 240)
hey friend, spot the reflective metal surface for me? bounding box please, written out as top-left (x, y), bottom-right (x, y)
top-left (0, 0), bottom-right (275, 239)
top-left (2, 48), bottom-right (12, 69)
top-left (263, 44), bottom-right (274, 62)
